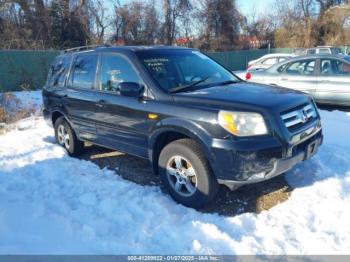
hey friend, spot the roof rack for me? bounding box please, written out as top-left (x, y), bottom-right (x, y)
top-left (61, 44), bottom-right (111, 54)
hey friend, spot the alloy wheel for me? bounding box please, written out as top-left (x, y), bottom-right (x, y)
top-left (57, 124), bottom-right (70, 149)
top-left (166, 155), bottom-right (198, 197)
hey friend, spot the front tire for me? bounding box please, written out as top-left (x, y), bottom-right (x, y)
top-left (159, 139), bottom-right (219, 208)
top-left (54, 117), bottom-right (83, 156)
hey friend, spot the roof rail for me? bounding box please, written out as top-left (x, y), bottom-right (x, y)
top-left (61, 44), bottom-right (111, 54)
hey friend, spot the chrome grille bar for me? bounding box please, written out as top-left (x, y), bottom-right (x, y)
top-left (281, 104), bottom-right (317, 129)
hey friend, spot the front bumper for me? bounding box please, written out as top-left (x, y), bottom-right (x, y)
top-left (210, 123), bottom-right (323, 190)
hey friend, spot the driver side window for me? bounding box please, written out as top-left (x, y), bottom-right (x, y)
top-left (99, 54), bottom-right (142, 93)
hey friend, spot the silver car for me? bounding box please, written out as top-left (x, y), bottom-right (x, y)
top-left (246, 54), bottom-right (350, 106)
top-left (247, 53), bottom-right (297, 71)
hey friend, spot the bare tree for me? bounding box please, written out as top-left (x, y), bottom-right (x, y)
top-left (198, 0), bottom-right (240, 51)
top-left (112, 0), bottom-right (160, 45)
top-left (160, 0), bottom-right (192, 45)
top-left (89, 0), bottom-right (112, 44)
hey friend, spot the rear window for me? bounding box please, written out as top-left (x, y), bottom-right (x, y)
top-left (47, 55), bottom-right (71, 87)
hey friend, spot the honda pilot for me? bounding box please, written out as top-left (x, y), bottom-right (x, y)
top-left (42, 46), bottom-right (323, 208)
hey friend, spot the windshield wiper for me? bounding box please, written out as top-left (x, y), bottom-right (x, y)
top-left (169, 76), bottom-right (210, 94)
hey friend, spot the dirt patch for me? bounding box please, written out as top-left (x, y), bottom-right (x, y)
top-left (80, 145), bottom-right (293, 216)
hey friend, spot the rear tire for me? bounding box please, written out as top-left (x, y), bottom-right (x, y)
top-left (54, 117), bottom-right (83, 156)
top-left (158, 139), bottom-right (219, 208)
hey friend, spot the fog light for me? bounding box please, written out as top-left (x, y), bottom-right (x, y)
top-left (248, 172), bottom-right (266, 181)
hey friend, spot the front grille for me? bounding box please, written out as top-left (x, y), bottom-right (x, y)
top-left (281, 103), bottom-right (317, 130)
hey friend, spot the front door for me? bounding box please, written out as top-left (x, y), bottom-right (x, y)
top-left (94, 53), bottom-right (152, 158)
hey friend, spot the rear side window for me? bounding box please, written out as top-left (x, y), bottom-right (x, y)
top-left (99, 54), bottom-right (141, 92)
top-left (70, 54), bottom-right (98, 89)
top-left (48, 55), bottom-right (71, 87)
top-left (321, 59), bottom-right (350, 76)
top-left (320, 59), bottom-right (333, 75)
top-left (336, 60), bottom-right (350, 75)
top-left (307, 49), bottom-right (316, 55)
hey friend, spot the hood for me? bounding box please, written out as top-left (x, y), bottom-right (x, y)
top-left (174, 82), bottom-right (310, 111)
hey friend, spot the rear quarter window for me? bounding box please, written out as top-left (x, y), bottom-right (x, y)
top-left (47, 55), bottom-right (72, 88)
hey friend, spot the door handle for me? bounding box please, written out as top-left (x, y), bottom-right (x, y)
top-left (281, 77), bottom-right (288, 81)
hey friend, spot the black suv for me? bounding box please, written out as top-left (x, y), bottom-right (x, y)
top-left (42, 45), bottom-right (323, 208)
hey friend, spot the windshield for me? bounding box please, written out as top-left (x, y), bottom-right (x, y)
top-left (136, 49), bottom-right (239, 92)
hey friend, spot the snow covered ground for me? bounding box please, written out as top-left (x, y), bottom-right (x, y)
top-left (13, 90), bottom-right (43, 113)
top-left (0, 92), bottom-right (350, 254)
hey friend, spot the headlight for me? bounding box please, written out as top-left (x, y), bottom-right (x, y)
top-left (218, 111), bottom-right (268, 137)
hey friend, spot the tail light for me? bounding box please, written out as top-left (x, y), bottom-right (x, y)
top-left (245, 72), bottom-right (252, 80)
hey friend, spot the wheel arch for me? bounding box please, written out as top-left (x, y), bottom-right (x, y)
top-left (149, 118), bottom-right (214, 175)
top-left (51, 109), bottom-right (73, 127)
top-left (51, 110), bottom-right (64, 126)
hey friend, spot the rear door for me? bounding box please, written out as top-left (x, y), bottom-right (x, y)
top-left (316, 58), bottom-right (350, 105)
top-left (64, 52), bottom-right (99, 140)
top-left (276, 58), bottom-right (318, 95)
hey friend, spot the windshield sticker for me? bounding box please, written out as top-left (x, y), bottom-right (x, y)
top-left (144, 58), bottom-right (169, 72)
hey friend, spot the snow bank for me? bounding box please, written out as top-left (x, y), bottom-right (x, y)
top-left (0, 103), bottom-right (350, 254)
top-left (0, 91), bottom-right (42, 131)
top-left (13, 90), bottom-right (43, 114)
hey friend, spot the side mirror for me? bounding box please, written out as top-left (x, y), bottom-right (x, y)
top-left (118, 82), bottom-right (145, 98)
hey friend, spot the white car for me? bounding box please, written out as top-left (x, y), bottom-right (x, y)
top-left (306, 46), bottom-right (342, 55)
top-left (247, 53), bottom-right (297, 71)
